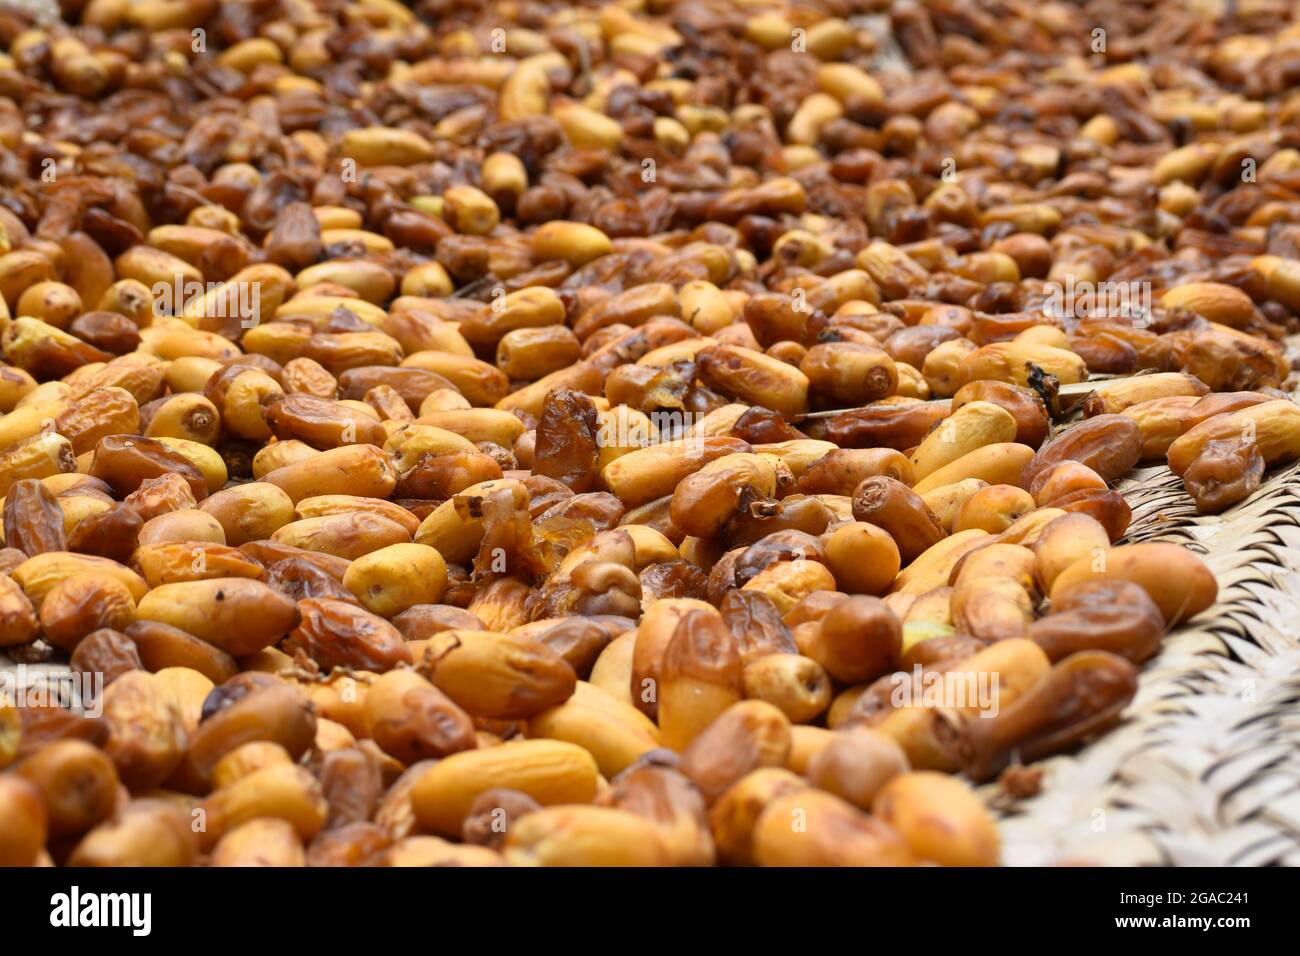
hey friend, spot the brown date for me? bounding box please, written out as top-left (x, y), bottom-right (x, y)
top-left (1182, 438), bottom-right (1264, 515)
top-left (265, 394), bottom-right (388, 450)
top-left (821, 400), bottom-right (951, 450)
top-left (89, 435), bottom-right (208, 501)
top-left (283, 598), bottom-right (413, 673)
top-left (123, 473), bottom-right (200, 521)
top-left (1020, 415), bottom-right (1142, 489)
top-left (939, 651), bottom-right (1138, 781)
top-left (306, 822), bottom-right (390, 867)
top-left (39, 574), bottom-right (137, 652)
top-left (394, 452), bottom-right (503, 500)
top-left (1178, 391), bottom-right (1276, 432)
top-left (266, 557), bottom-right (361, 605)
top-left (363, 669), bottom-right (477, 765)
top-left (124, 619), bottom-right (239, 684)
top-left (186, 680), bottom-right (317, 780)
top-left (69, 628), bottom-right (143, 685)
top-left (3, 479), bottom-right (67, 556)
top-left (851, 476), bottom-right (944, 565)
top-left (462, 787), bottom-right (543, 849)
top-left (1050, 488), bottom-right (1132, 542)
top-left (392, 604), bottom-right (485, 641)
top-left (717, 589), bottom-right (799, 664)
top-left (319, 747), bottom-right (384, 830)
top-left (1030, 579), bottom-right (1164, 664)
top-left (532, 387), bottom-right (602, 492)
top-left (796, 449), bottom-right (914, 495)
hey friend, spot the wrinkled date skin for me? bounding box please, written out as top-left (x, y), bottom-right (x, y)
top-left (89, 436), bottom-right (208, 501)
top-left (284, 598), bottom-right (413, 673)
top-left (1031, 580), bottom-right (1165, 664)
top-left (1183, 438), bottom-right (1265, 514)
top-left (733, 531), bottom-right (825, 587)
top-left (319, 748), bottom-right (384, 830)
top-left (640, 561), bottom-right (711, 604)
top-left (730, 407), bottom-right (805, 444)
top-left (265, 395), bottom-right (388, 450)
top-left (68, 628), bottom-right (142, 684)
top-left (718, 589), bottom-right (799, 663)
top-left (822, 401), bottom-right (952, 451)
top-left (1020, 415), bottom-right (1143, 490)
top-left (392, 605), bottom-right (485, 641)
top-left (365, 669), bottom-right (477, 764)
top-left (1051, 487), bottom-right (1133, 542)
top-left (67, 503), bottom-right (143, 563)
top-left (531, 616), bottom-right (627, 676)
top-left (3, 480), bottom-right (67, 556)
top-left (424, 630), bottom-right (576, 721)
top-left (462, 788), bottom-right (542, 849)
top-left (940, 651), bottom-right (1139, 782)
top-left (395, 452), bottom-right (504, 500)
top-left (266, 558), bottom-right (361, 606)
top-left (851, 477), bottom-right (944, 565)
top-left (532, 388), bottom-right (602, 492)
top-left (796, 449), bottom-right (914, 496)
top-left (722, 496), bottom-right (835, 548)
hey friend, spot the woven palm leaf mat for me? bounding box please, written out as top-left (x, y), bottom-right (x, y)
top-left (993, 398), bottom-right (1300, 866)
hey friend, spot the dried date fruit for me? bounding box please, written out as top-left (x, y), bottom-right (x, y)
top-left (678, 701), bottom-right (791, 804)
top-left (851, 476), bottom-right (944, 565)
top-left (124, 619), bottom-right (239, 684)
top-left (317, 747), bottom-right (384, 831)
top-left (100, 671), bottom-right (187, 790)
top-left (306, 822), bottom-right (391, 868)
top-left (1031, 579), bottom-right (1165, 664)
top-left (69, 628), bottom-right (143, 685)
top-left (3, 479), bottom-right (67, 556)
top-left (89, 435), bottom-right (208, 501)
top-left (822, 401), bottom-right (951, 451)
top-left (283, 598), bottom-right (413, 673)
top-left (0, 573), bottom-right (39, 648)
top-left (266, 557), bottom-right (360, 606)
top-left (364, 669), bottom-right (477, 765)
top-left (17, 739), bottom-right (119, 838)
top-left (1182, 438), bottom-right (1265, 514)
top-left (462, 788), bottom-right (542, 849)
top-left (392, 604), bottom-right (485, 641)
top-left (717, 589), bottom-right (798, 664)
top-left (1020, 415), bottom-right (1142, 489)
top-left (940, 652), bottom-right (1139, 782)
top-left (123, 473), bottom-right (200, 522)
top-left (39, 574), bottom-right (137, 652)
top-left (66, 503), bottom-right (143, 563)
top-left (532, 387), bottom-right (602, 492)
top-left (423, 630), bottom-right (576, 720)
top-left (187, 680), bottom-right (317, 780)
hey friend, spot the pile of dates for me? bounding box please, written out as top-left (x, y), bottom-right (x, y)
top-left (0, 0), bottom-right (1298, 866)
